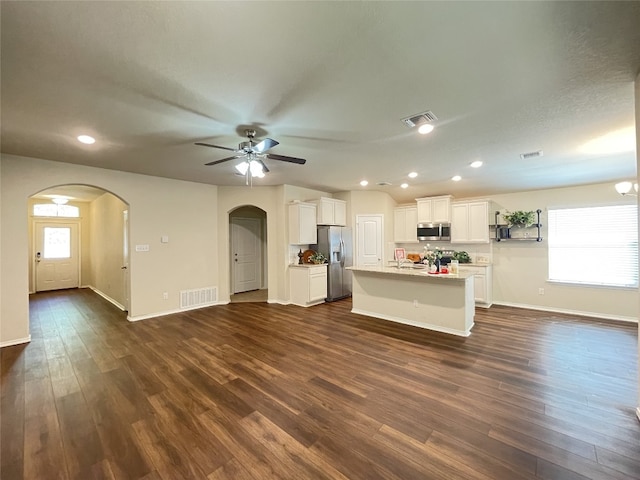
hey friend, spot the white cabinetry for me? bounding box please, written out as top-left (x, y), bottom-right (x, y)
top-left (311, 197), bottom-right (347, 226)
top-left (393, 205), bottom-right (418, 243)
top-left (290, 264), bottom-right (327, 307)
top-left (416, 195), bottom-right (452, 223)
top-left (458, 265), bottom-right (492, 307)
top-left (451, 200), bottom-right (490, 243)
top-left (289, 202), bottom-right (317, 244)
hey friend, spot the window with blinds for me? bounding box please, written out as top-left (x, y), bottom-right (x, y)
top-left (548, 205), bottom-right (638, 288)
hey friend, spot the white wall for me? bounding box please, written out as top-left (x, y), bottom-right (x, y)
top-left (0, 154), bottom-right (218, 345)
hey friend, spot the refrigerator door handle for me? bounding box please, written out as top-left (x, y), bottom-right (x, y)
top-left (339, 239), bottom-right (345, 267)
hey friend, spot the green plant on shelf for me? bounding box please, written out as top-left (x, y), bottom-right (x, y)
top-left (502, 210), bottom-right (536, 228)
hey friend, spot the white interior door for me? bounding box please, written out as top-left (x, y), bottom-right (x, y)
top-left (35, 222), bottom-right (79, 292)
top-left (356, 215), bottom-right (383, 267)
top-left (231, 217), bottom-right (261, 293)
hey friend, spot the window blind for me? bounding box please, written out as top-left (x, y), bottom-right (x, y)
top-left (548, 205), bottom-right (638, 288)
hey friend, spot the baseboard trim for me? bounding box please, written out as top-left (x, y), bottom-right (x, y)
top-left (491, 301), bottom-right (638, 323)
top-left (127, 301), bottom-right (226, 322)
top-left (351, 307), bottom-right (473, 337)
top-left (636, 407), bottom-right (640, 423)
top-left (268, 299), bottom-right (290, 305)
top-left (0, 335), bottom-right (31, 348)
top-left (87, 286), bottom-right (126, 311)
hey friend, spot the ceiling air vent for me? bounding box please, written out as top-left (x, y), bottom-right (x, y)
top-left (377, 181), bottom-right (392, 186)
top-left (520, 150), bottom-right (543, 160)
top-left (401, 110), bottom-right (438, 128)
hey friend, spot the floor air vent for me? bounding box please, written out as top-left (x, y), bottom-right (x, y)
top-left (180, 287), bottom-right (217, 309)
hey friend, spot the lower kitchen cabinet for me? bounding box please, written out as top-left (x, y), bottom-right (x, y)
top-left (458, 264), bottom-right (492, 307)
top-left (289, 264), bottom-right (328, 307)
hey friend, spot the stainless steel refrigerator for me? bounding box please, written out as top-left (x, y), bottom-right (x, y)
top-left (312, 226), bottom-right (352, 302)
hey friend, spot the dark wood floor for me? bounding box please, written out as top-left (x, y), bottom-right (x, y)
top-left (1, 289), bottom-right (639, 480)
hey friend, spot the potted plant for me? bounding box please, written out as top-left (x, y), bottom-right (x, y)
top-left (503, 210), bottom-right (536, 228)
top-left (308, 251), bottom-right (327, 264)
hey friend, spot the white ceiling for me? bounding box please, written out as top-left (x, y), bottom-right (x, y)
top-left (2, 1), bottom-right (639, 203)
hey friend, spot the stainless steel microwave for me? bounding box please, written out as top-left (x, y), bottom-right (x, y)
top-left (417, 223), bottom-right (451, 241)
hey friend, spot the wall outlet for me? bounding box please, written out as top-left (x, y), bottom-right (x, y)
top-left (413, 299), bottom-right (418, 307)
top-left (135, 244), bottom-right (150, 252)
top-left (163, 292), bottom-right (168, 300)
top-left (538, 288), bottom-right (544, 295)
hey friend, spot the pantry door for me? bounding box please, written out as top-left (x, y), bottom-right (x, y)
top-left (356, 215), bottom-right (383, 267)
top-left (35, 222), bottom-right (80, 291)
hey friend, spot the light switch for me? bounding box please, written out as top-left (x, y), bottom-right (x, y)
top-left (161, 235), bottom-right (169, 243)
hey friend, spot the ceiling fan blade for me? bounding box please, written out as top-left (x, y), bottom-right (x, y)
top-left (253, 138), bottom-right (279, 153)
top-left (204, 155), bottom-right (242, 166)
top-left (195, 142), bottom-right (237, 152)
top-left (257, 159), bottom-right (270, 173)
top-left (266, 153), bottom-right (306, 165)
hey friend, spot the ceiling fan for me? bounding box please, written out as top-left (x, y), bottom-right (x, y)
top-left (195, 129), bottom-right (306, 181)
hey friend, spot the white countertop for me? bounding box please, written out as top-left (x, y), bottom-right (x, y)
top-left (289, 263), bottom-right (327, 268)
top-left (348, 265), bottom-right (473, 280)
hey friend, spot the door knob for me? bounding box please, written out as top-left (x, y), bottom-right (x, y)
top-left (121, 266), bottom-right (128, 270)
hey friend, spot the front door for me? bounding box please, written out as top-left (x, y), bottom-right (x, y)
top-left (356, 214), bottom-right (383, 267)
top-left (35, 222), bottom-right (80, 291)
top-left (231, 217), bottom-right (261, 293)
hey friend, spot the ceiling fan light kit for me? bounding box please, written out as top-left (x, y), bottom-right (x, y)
top-left (195, 129), bottom-right (306, 185)
top-left (615, 181), bottom-right (638, 196)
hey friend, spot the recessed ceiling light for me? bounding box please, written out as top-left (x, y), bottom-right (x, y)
top-left (408, 172), bottom-right (418, 178)
top-left (418, 124), bottom-right (434, 135)
top-left (470, 161), bottom-right (483, 168)
top-left (360, 180), bottom-right (369, 187)
top-left (452, 175), bottom-right (462, 182)
top-left (77, 135), bottom-right (95, 144)
top-left (400, 183), bottom-right (409, 189)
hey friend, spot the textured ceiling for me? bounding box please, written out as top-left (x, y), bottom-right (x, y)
top-left (2, 1), bottom-right (639, 203)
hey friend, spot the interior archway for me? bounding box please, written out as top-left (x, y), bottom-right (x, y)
top-left (229, 205), bottom-right (268, 303)
top-left (29, 184), bottom-right (131, 313)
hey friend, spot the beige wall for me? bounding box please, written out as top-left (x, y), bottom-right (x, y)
top-left (341, 190), bottom-right (396, 263)
top-left (0, 154), bottom-right (218, 345)
top-left (635, 70), bottom-right (639, 418)
top-left (488, 182), bottom-right (638, 320)
top-left (89, 192), bottom-right (128, 307)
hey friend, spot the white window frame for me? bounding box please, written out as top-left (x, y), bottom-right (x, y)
top-left (547, 204), bottom-right (638, 289)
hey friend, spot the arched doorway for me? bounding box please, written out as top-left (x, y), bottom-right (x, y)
top-left (29, 184), bottom-right (130, 312)
top-left (229, 205), bottom-right (267, 303)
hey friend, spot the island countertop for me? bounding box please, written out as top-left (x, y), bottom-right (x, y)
top-left (347, 265), bottom-right (474, 281)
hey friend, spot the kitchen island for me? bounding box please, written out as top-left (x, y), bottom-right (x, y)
top-left (347, 265), bottom-right (475, 336)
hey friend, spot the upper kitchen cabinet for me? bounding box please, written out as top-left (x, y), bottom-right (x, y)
top-left (416, 195), bottom-right (452, 223)
top-left (311, 197), bottom-right (347, 226)
top-left (289, 201), bottom-right (317, 244)
top-left (451, 200), bottom-right (490, 243)
top-left (394, 205), bottom-right (418, 243)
